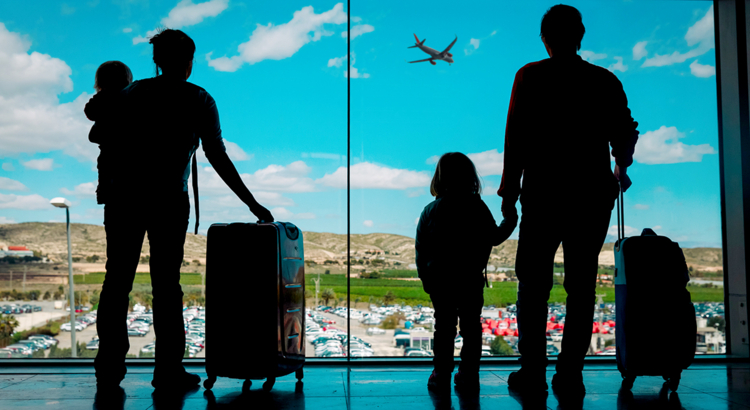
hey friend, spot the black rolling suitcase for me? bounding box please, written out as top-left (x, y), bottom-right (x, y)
top-left (614, 190), bottom-right (696, 391)
top-left (203, 221), bottom-right (305, 392)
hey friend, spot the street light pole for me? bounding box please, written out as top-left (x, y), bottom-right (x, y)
top-left (51, 197), bottom-right (76, 358)
top-left (66, 207), bottom-right (76, 357)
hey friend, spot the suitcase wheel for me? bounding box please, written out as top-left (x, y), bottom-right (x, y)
top-left (203, 375), bottom-right (217, 390)
top-left (621, 375), bottom-right (636, 390)
top-left (296, 368), bottom-right (304, 381)
top-left (242, 379), bottom-right (252, 392)
top-left (263, 378), bottom-right (276, 392)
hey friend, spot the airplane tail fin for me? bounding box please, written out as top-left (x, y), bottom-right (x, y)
top-left (409, 33), bottom-right (425, 48)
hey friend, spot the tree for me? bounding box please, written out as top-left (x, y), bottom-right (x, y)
top-left (324, 270), bottom-right (331, 275)
top-left (490, 336), bottom-right (515, 356)
top-left (708, 316), bottom-right (726, 333)
top-left (142, 294), bottom-right (153, 310)
top-left (86, 255), bottom-right (100, 263)
top-left (0, 314), bottom-right (19, 336)
top-left (321, 288), bottom-right (335, 306)
top-left (43, 291), bottom-right (51, 301)
top-left (383, 291), bottom-right (395, 306)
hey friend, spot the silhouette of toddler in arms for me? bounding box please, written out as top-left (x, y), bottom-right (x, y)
top-left (415, 152), bottom-right (517, 392)
top-left (84, 61), bottom-right (133, 205)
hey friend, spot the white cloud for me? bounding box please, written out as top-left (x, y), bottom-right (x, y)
top-left (633, 204), bottom-right (650, 210)
top-left (342, 24), bottom-right (374, 40)
top-left (633, 41), bottom-right (648, 60)
top-left (580, 50), bottom-right (607, 62)
top-left (0, 177), bottom-right (27, 191)
top-left (642, 5), bottom-right (714, 67)
top-left (0, 23), bottom-right (95, 162)
top-left (122, 28), bottom-right (132, 33)
top-left (466, 149), bottom-right (504, 177)
top-left (414, 217), bottom-right (419, 226)
top-left (343, 53), bottom-right (369, 79)
top-left (634, 126), bottom-right (715, 164)
top-left (0, 193), bottom-right (49, 210)
top-left (608, 225), bottom-right (638, 237)
top-left (162, 0), bottom-right (228, 27)
top-left (317, 162), bottom-right (431, 190)
top-left (195, 140), bottom-right (252, 163)
top-left (2, 163), bottom-right (14, 171)
top-left (60, 181), bottom-right (96, 198)
top-left (608, 57), bottom-right (628, 73)
top-left (465, 30), bottom-right (496, 55)
top-left (207, 3), bottom-right (346, 72)
top-left (690, 60), bottom-right (715, 78)
top-left (426, 155), bottom-right (440, 165)
top-left (0, 23), bottom-right (73, 98)
top-left (198, 161), bottom-right (316, 195)
top-left (363, 220), bottom-right (373, 227)
top-left (133, 0), bottom-right (229, 45)
top-left (328, 55), bottom-right (345, 68)
top-left (653, 225), bottom-right (662, 231)
top-left (271, 207), bottom-right (316, 221)
top-left (22, 158), bottom-right (54, 171)
top-left (0, 216), bottom-right (16, 224)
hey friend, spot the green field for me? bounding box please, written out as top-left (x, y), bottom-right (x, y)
top-left (306, 274), bottom-right (724, 306)
top-left (73, 272), bottom-right (202, 285)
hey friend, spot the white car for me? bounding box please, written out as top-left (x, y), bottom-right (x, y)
top-left (366, 327), bottom-right (386, 336)
top-left (405, 350), bottom-right (433, 357)
top-left (61, 322), bottom-right (85, 332)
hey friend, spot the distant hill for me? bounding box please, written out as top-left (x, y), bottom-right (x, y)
top-left (0, 222), bottom-right (207, 262)
top-left (0, 223), bottom-right (723, 270)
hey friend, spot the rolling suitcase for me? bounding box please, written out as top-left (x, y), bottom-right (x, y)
top-left (614, 189), bottom-right (696, 391)
top-left (203, 221), bottom-right (305, 392)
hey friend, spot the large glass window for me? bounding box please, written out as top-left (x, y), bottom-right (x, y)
top-left (0, 0), bottom-right (725, 361)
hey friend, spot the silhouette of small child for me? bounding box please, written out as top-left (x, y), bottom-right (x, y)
top-left (84, 61), bottom-right (133, 204)
top-left (415, 152), bottom-right (517, 392)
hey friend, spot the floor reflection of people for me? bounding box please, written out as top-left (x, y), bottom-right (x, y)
top-left (203, 386), bottom-right (305, 409)
top-left (92, 385), bottom-right (126, 410)
top-left (617, 384), bottom-right (682, 410)
top-left (151, 387), bottom-right (201, 410)
top-left (509, 388), bottom-right (549, 410)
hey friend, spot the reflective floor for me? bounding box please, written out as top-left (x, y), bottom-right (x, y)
top-left (0, 363), bottom-right (748, 409)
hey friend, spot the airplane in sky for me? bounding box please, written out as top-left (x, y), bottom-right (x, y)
top-left (408, 34), bottom-right (457, 65)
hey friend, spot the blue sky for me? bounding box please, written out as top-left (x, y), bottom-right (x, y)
top-left (0, 0), bottom-right (720, 248)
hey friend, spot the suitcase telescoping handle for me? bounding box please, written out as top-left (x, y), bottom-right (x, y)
top-left (616, 182), bottom-right (625, 249)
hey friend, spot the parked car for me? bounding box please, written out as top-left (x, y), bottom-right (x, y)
top-left (1, 347), bottom-right (30, 358)
top-left (404, 349), bottom-right (433, 357)
top-left (366, 327), bottom-right (385, 336)
top-left (546, 345), bottom-right (560, 356)
top-left (127, 329), bottom-right (147, 337)
top-left (29, 335), bottom-right (58, 346)
top-left (86, 340), bottom-right (99, 350)
top-left (61, 322), bottom-right (85, 332)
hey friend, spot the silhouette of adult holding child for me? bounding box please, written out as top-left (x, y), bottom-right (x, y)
top-left (499, 5), bottom-right (639, 397)
top-left (87, 29), bottom-right (274, 391)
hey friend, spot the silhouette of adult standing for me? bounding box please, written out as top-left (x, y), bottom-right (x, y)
top-left (498, 5), bottom-right (638, 396)
top-left (94, 29), bottom-right (274, 391)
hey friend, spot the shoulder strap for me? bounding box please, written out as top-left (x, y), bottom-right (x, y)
top-left (192, 153), bottom-right (200, 235)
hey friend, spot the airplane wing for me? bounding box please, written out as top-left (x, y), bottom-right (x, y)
top-left (408, 58), bottom-right (433, 63)
top-left (441, 36), bottom-right (458, 54)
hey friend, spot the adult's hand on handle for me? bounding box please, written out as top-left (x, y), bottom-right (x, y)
top-left (614, 164), bottom-right (632, 193)
top-left (250, 204), bottom-right (274, 223)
